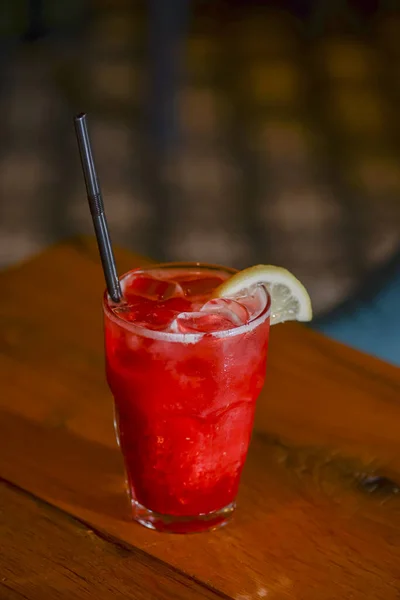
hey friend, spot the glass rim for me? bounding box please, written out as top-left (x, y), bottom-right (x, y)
top-left (103, 261), bottom-right (271, 343)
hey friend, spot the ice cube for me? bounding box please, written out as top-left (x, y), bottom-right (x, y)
top-left (170, 298), bottom-right (248, 334)
top-left (171, 311), bottom-right (241, 334)
top-left (123, 275), bottom-right (184, 302)
top-left (143, 298), bottom-right (192, 331)
top-left (113, 297), bottom-right (153, 322)
top-left (177, 275), bottom-right (226, 299)
top-left (200, 298), bottom-right (249, 326)
top-left (113, 297), bottom-right (192, 330)
top-left (229, 284), bottom-right (267, 321)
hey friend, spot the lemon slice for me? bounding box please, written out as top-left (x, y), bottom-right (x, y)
top-left (213, 265), bottom-right (312, 325)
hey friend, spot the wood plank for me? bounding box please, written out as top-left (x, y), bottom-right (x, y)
top-left (1, 236), bottom-right (400, 600)
top-left (0, 482), bottom-right (226, 600)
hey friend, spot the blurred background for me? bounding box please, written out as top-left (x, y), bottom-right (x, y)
top-left (0, 0), bottom-right (399, 362)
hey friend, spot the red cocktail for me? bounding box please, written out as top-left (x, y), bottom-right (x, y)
top-left (104, 263), bottom-right (270, 533)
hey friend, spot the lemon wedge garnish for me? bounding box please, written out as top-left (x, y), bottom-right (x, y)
top-left (213, 265), bottom-right (312, 325)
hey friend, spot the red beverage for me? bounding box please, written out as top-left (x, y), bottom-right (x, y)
top-left (103, 263), bottom-right (270, 533)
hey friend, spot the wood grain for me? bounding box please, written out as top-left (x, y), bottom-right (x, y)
top-left (1, 236), bottom-right (400, 599)
top-left (0, 482), bottom-right (226, 600)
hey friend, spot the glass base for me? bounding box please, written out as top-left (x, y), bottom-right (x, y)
top-left (131, 499), bottom-right (236, 533)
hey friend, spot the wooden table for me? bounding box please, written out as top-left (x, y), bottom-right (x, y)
top-left (1, 237), bottom-right (400, 600)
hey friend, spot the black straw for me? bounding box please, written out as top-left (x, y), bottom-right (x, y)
top-left (74, 113), bottom-right (122, 303)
